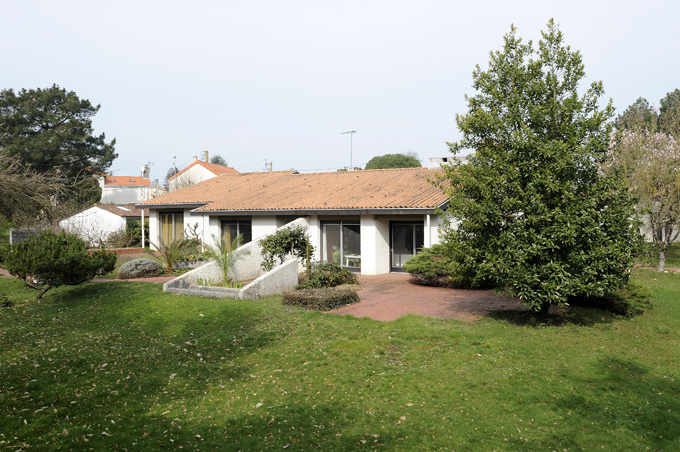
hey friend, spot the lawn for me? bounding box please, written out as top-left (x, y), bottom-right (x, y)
top-left (0, 271), bottom-right (678, 451)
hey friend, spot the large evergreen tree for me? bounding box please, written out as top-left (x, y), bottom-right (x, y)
top-left (0, 84), bottom-right (117, 205)
top-left (438, 20), bottom-right (642, 314)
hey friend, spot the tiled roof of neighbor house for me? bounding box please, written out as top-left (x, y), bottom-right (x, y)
top-left (104, 176), bottom-right (151, 186)
top-left (169, 160), bottom-right (240, 181)
top-left (96, 203), bottom-right (149, 217)
top-left (142, 167), bottom-right (448, 212)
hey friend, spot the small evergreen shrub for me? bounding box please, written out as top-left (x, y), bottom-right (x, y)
top-left (1, 230), bottom-right (116, 298)
top-left (282, 288), bottom-right (359, 311)
top-left (605, 280), bottom-right (653, 316)
top-left (0, 293), bottom-right (12, 308)
top-left (297, 262), bottom-right (358, 289)
top-left (568, 280), bottom-right (653, 317)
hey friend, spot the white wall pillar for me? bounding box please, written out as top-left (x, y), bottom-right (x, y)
top-left (360, 215), bottom-right (390, 275)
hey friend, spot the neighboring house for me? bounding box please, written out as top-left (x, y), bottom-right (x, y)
top-left (99, 174), bottom-right (152, 203)
top-left (140, 167), bottom-right (449, 275)
top-left (59, 204), bottom-right (149, 245)
top-left (168, 158), bottom-right (240, 191)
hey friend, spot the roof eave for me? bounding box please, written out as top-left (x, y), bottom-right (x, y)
top-left (135, 203), bottom-right (207, 209)
top-left (188, 207), bottom-right (443, 216)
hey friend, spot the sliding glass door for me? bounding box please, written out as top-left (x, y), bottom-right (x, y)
top-left (321, 221), bottom-right (361, 269)
top-left (391, 221), bottom-right (424, 270)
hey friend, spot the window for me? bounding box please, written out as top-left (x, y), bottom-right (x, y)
top-left (159, 211), bottom-right (184, 243)
top-left (221, 220), bottom-right (252, 246)
top-left (321, 221), bottom-right (361, 269)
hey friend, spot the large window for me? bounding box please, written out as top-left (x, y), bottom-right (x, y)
top-left (321, 221), bottom-right (361, 269)
top-left (159, 211), bottom-right (184, 244)
top-left (391, 221), bottom-right (424, 270)
top-left (221, 220), bottom-right (252, 246)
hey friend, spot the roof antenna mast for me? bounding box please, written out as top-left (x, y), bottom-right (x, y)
top-left (341, 130), bottom-right (357, 170)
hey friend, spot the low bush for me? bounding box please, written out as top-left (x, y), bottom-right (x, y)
top-left (568, 280), bottom-right (653, 317)
top-left (404, 244), bottom-right (493, 289)
top-left (282, 288), bottom-right (360, 311)
top-left (297, 262), bottom-right (358, 289)
top-left (1, 230), bottom-right (116, 298)
top-left (260, 224), bottom-right (314, 271)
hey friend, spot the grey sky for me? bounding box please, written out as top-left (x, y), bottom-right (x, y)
top-left (2, 0), bottom-right (678, 181)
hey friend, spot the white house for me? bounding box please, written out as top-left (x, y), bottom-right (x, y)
top-left (140, 167), bottom-right (449, 275)
top-left (59, 204), bottom-right (148, 245)
top-left (98, 174), bottom-right (152, 204)
top-left (168, 158), bottom-right (239, 191)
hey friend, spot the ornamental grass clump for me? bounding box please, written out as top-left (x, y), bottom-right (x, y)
top-left (204, 234), bottom-right (247, 287)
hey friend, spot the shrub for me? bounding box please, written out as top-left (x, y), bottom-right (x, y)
top-left (1, 230), bottom-right (116, 298)
top-left (282, 288), bottom-right (360, 311)
top-left (568, 280), bottom-right (653, 317)
top-left (260, 224), bottom-right (314, 271)
top-left (149, 237), bottom-right (196, 271)
top-left (297, 262), bottom-right (358, 289)
top-left (403, 244), bottom-right (492, 289)
top-left (605, 280), bottom-right (654, 316)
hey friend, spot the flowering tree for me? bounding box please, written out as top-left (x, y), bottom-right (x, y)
top-left (608, 130), bottom-right (680, 271)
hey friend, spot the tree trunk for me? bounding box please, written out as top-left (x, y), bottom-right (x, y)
top-left (36, 284), bottom-right (52, 299)
top-left (539, 302), bottom-right (551, 318)
top-left (658, 248), bottom-right (666, 272)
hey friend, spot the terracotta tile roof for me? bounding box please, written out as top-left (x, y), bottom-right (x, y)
top-left (142, 167), bottom-right (448, 212)
top-left (104, 176), bottom-right (151, 186)
top-left (169, 160), bottom-right (239, 181)
top-left (96, 203), bottom-right (149, 217)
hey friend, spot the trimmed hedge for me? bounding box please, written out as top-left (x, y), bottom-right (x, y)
top-left (282, 288), bottom-right (360, 311)
top-left (297, 262), bottom-right (358, 289)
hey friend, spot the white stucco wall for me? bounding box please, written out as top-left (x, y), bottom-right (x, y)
top-left (59, 207), bottom-right (126, 245)
top-left (252, 216), bottom-right (279, 241)
top-left (101, 185), bottom-right (150, 204)
top-left (169, 165), bottom-right (217, 191)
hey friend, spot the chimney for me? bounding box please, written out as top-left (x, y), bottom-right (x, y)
top-left (204, 150), bottom-right (209, 162)
top-left (193, 156), bottom-right (198, 162)
top-left (142, 164), bottom-right (150, 179)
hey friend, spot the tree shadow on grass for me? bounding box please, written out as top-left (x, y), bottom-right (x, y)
top-left (0, 281), bottom-right (296, 450)
top-left (487, 306), bottom-right (619, 327)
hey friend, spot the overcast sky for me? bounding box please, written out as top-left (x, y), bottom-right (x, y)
top-left (2, 0), bottom-right (678, 180)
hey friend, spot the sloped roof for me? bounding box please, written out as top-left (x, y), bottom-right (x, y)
top-left (142, 167), bottom-right (448, 212)
top-left (169, 160), bottom-right (239, 181)
top-left (96, 203), bottom-right (149, 217)
top-left (104, 176), bottom-right (151, 186)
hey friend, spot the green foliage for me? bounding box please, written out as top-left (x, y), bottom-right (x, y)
top-left (0, 230), bottom-right (116, 298)
top-left (615, 97), bottom-right (659, 132)
top-left (403, 243), bottom-right (492, 289)
top-left (105, 219), bottom-right (149, 248)
top-left (364, 153), bottom-right (421, 169)
top-left (0, 84), bottom-right (117, 178)
top-left (259, 224), bottom-right (314, 271)
top-left (210, 154), bottom-right (228, 166)
top-left (296, 262), bottom-right (358, 289)
top-left (204, 234), bottom-right (247, 286)
top-left (570, 280), bottom-right (653, 317)
top-left (149, 237), bottom-right (196, 272)
top-left (438, 20), bottom-right (643, 314)
top-left (282, 288), bottom-right (360, 311)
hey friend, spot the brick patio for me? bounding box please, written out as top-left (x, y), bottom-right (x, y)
top-left (330, 272), bottom-right (531, 322)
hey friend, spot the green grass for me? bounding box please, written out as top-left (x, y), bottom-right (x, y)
top-left (1, 271), bottom-right (679, 451)
top-left (639, 242), bottom-right (680, 268)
